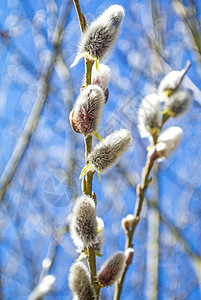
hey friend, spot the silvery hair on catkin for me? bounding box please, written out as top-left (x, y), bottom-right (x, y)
top-left (73, 84), bottom-right (105, 136)
top-left (79, 5), bottom-right (125, 60)
top-left (69, 262), bottom-right (95, 300)
top-left (88, 129), bottom-right (132, 173)
top-left (97, 251), bottom-right (125, 287)
top-left (70, 195), bottom-right (98, 251)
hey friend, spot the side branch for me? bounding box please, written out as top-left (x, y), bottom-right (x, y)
top-left (114, 153), bottom-right (155, 300)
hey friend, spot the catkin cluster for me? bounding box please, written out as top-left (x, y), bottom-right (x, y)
top-left (138, 63), bottom-right (193, 158)
top-left (69, 4), bottom-right (129, 299)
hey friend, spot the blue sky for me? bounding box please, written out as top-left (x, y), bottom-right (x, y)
top-left (0, 0), bottom-right (201, 299)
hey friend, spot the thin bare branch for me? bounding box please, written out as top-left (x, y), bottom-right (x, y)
top-left (0, 0), bottom-right (72, 201)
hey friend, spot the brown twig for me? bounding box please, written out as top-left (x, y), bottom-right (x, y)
top-left (114, 152), bottom-right (155, 300)
top-left (116, 163), bottom-right (201, 297)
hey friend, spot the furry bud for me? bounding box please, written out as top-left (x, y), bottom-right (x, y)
top-left (138, 94), bottom-right (161, 138)
top-left (68, 262), bottom-right (95, 300)
top-left (158, 62), bottom-right (190, 100)
top-left (97, 251), bottom-right (125, 286)
top-left (164, 88), bottom-right (193, 117)
top-left (71, 85), bottom-right (105, 135)
top-left (77, 217), bottom-right (104, 254)
top-left (156, 126), bottom-right (183, 158)
top-left (121, 214), bottom-right (135, 232)
top-left (28, 275), bottom-right (55, 300)
top-left (79, 5), bottom-right (124, 60)
top-left (87, 129), bottom-right (132, 173)
top-left (91, 63), bottom-right (111, 103)
top-left (125, 248), bottom-right (134, 266)
top-left (158, 71), bottom-right (182, 98)
top-left (70, 195), bottom-right (98, 251)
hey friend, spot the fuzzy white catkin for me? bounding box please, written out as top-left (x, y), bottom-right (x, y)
top-left (97, 251), bottom-right (125, 286)
top-left (165, 88), bottom-right (193, 117)
top-left (137, 94), bottom-right (161, 138)
top-left (91, 63), bottom-right (111, 102)
top-left (158, 71), bottom-right (182, 94)
top-left (125, 214), bottom-right (135, 228)
top-left (28, 275), bottom-right (56, 300)
top-left (88, 129), bottom-right (132, 173)
top-left (68, 262), bottom-right (95, 300)
top-left (70, 195), bottom-right (98, 251)
top-left (156, 126), bottom-right (183, 158)
top-left (73, 84), bottom-right (105, 135)
top-left (79, 5), bottom-right (125, 59)
top-left (77, 217), bottom-right (104, 253)
top-left (158, 65), bottom-right (189, 101)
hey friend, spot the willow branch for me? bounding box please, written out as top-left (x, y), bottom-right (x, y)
top-left (72, 0), bottom-right (100, 297)
top-left (0, 0), bottom-right (72, 201)
top-left (117, 164), bottom-right (201, 293)
top-left (114, 153), bottom-right (155, 300)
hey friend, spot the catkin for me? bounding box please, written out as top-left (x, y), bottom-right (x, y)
top-left (79, 5), bottom-right (125, 60)
top-left (97, 251), bottom-right (125, 286)
top-left (88, 129), bottom-right (132, 173)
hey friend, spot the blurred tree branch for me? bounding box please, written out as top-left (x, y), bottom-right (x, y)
top-left (0, 0), bottom-right (72, 201)
top-left (172, 0), bottom-right (201, 63)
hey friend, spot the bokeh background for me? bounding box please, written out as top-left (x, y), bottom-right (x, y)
top-left (0, 0), bottom-right (201, 299)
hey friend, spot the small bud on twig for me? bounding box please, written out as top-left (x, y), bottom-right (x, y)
top-left (125, 248), bottom-right (134, 266)
top-left (121, 214), bottom-right (135, 233)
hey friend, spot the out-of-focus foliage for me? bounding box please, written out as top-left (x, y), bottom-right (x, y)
top-left (0, 0), bottom-right (201, 299)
